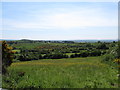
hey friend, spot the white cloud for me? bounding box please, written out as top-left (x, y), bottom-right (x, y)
top-left (3, 19), bottom-right (54, 30)
top-left (3, 5), bottom-right (117, 31)
top-left (46, 7), bottom-right (117, 28)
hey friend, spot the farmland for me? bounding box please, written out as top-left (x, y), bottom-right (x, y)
top-left (1, 40), bottom-right (119, 88)
top-left (2, 57), bottom-right (118, 88)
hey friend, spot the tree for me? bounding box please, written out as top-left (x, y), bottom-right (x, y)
top-left (2, 41), bottom-right (14, 74)
top-left (118, 41), bottom-right (120, 59)
top-left (97, 43), bottom-right (108, 49)
top-left (80, 52), bottom-right (89, 57)
top-left (0, 41), bottom-right (2, 74)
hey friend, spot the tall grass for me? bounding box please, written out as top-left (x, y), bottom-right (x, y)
top-left (0, 74), bottom-right (2, 88)
top-left (2, 57), bottom-right (118, 88)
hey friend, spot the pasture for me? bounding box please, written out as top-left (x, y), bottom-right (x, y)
top-left (2, 57), bottom-right (118, 88)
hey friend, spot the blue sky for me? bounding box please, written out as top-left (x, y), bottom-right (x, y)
top-left (2, 2), bottom-right (118, 40)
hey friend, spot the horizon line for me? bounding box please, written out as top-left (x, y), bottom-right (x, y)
top-left (0, 38), bottom-right (118, 41)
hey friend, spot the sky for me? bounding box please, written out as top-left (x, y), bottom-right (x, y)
top-left (1, 2), bottom-right (118, 40)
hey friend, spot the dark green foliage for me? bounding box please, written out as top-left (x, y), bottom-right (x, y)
top-left (70, 53), bottom-right (81, 58)
top-left (39, 54), bottom-right (42, 59)
top-left (70, 54), bottom-right (75, 58)
top-left (70, 50), bottom-right (102, 58)
top-left (5, 40), bottom-right (118, 61)
top-left (97, 41), bottom-right (101, 43)
top-left (101, 41), bottom-right (118, 66)
top-left (118, 41), bottom-right (120, 59)
top-left (43, 53), bottom-right (68, 59)
top-left (80, 52), bottom-right (89, 57)
top-left (18, 49), bottom-right (40, 61)
top-left (2, 41), bottom-right (14, 74)
top-left (97, 43), bottom-right (109, 49)
top-left (102, 54), bottom-right (115, 62)
top-left (90, 50), bottom-right (101, 56)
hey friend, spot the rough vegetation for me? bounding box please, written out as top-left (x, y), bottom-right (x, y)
top-left (1, 40), bottom-right (119, 88)
top-left (2, 57), bottom-right (118, 88)
top-left (2, 41), bottom-right (14, 74)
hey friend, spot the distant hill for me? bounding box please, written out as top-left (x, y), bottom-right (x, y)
top-left (0, 39), bottom-right (18, 41)
top-left (72, 40), bottom-right (118, 42)
top-left (0, 39), bottom-right (118, 42)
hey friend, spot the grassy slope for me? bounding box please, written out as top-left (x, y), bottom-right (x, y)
top-left (2, 57), bottom-right (118, 88)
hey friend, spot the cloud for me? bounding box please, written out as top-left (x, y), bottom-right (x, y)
top-left (3, 19), bottom-right (54, 30)
top-left (49, 11), bottom-right (117, 28)
top-left (3, 3), bottom-right (117, 31)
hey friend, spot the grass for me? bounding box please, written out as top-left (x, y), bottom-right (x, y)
top-left (12, 50), bottom-right (20, 52)
top-left (0, 74), bottom-right (2, 88)
top-left (2, 57), bottom-right (118, 88)
top-left (65, 53), bottom-right (76, 56)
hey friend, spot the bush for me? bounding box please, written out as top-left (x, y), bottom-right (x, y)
top-left (90, 50), bottom-right (101, 56)
top-left (70, 54), bottom-right (75, 58)
top-left (70, 53), bottom-right (81, 58)
top-left (97, 43), bottom-right (109, 49)
top-left (43, 53), bottom-right (68, 59)
top-left (18, 49), bottom-right (43, 61)
top-left (2, 41), bottom-right (14, 74)
top-left (101, 42), bottom-right (119, 67)
top-left (101, 54), bottom-right (118, 68)
top-left (102, 54), bottom-right (115, 62)
top-left (118, 41), bottom-right (120, 58)
top-left (80, 52), bottom-right (89, 57)
top-left (18, 53), bottom-right (42, 61)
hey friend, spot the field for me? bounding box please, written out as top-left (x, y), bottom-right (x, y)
top-left (2, 57), bottom-right (118, 88)
top-left (0, 74), bottom-right (1, 88)
top-left (2, 40), bottom-right (119, 88)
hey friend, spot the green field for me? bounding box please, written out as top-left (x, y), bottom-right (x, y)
top-left (0, 74), bottom-right (1, 88)
top-left (2, 57), bottom-right (118, 88)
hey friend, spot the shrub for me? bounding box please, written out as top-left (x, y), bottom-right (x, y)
top-left (80, 52), bottom-right (89, 57)
top-left (70, 54), bottom-right (75, 58)
top-left (118, 41), bottom-right (120, 58)
top-left (43, 53), bottom-right (68, 59)
top-left (90, 50), bottom-right (101, 56)
top-left (102, 54), bottom-right (115, 62)
top-left (2, 41), bottom-right (14, 74)
top-left (97, 43), bottom-right (109, 49)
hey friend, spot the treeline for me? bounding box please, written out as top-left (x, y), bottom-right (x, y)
top-left (6, 39), bottom-right (75, 45)
top-left (6, 40), bottom-right (118, 62)
top-left (15, 49), bottom-right (106, 61)
top-left (70, 50), bottom-right (105, 58)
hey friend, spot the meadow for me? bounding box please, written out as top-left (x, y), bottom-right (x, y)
top-left (2, 40), bottom-right (119, 88)
top-left (2, 57), bottom-right (118, 88)
top-left (0, 74), bottom-right (1, 88)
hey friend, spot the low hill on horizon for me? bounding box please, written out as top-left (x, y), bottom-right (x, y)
top-left (0, 39), bottom-right (118, 42)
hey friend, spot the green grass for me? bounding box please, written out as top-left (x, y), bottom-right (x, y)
top-left (12, 49), bottom-right (20, 52)
top-left (65, 53), bottom-right (75, 56)
top-left (2, 57), bottom-right (118, 88)
top-left (0, 74), bottom-right (2, 88)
